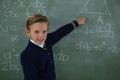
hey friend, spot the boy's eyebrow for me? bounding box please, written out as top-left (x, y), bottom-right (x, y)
top-left (34, 30), bottom-right (39, 32)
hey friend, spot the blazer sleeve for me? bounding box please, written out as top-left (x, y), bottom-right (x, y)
top-left (20, 53), bottom-right (39, 80)
top-left (47, 21), bottom-right (79, 46)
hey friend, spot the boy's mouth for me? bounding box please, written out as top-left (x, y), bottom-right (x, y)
top-left (37, 39), bottom-right (44, 42)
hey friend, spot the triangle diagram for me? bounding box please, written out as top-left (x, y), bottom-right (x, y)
top-left (81, 0), bottom-right (111, 16)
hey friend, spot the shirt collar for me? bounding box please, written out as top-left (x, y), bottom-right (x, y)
top-left (30, 39), bottom-right (44, 48)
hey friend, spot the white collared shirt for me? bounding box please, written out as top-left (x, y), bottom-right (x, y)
top-left (30, 39), bottom-right (44, 48)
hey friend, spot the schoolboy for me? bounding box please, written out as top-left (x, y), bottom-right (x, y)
top-left (20, 14), bottom-right (86, 80)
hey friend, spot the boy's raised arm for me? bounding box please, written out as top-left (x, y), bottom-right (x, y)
top-left (47, 17), bottom-right (87, 46)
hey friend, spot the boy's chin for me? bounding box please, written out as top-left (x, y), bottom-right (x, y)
top-left (37, 40), bottom-right (45, 45)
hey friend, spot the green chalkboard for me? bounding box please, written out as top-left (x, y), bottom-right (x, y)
top-left (0, 0), bottom-right (120, 80)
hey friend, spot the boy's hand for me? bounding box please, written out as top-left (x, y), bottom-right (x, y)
top-left (77, 17), bottom-right (87, 25)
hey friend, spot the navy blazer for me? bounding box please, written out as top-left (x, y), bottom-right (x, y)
top-left (20, 21), bottom-right (79, 80)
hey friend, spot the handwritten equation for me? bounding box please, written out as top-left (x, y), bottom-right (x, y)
top-left (75, 16), bottom-right (114, 39)
top-left (2, 0), bottom-right (46, 18)
top-left (0, 20), bottom-right (17, 32)
top-left (0, 48), bottom-right (21, 71)
top-left (76, 41), bottom-right (119, 53)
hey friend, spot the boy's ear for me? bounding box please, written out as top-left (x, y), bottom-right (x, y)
top-left (25, 28), bottom-right (30, 37)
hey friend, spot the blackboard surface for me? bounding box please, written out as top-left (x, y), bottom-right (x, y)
top-left (0, 0), bottom-right (120, 80)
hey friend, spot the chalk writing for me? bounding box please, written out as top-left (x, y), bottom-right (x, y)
top-left (0, 20), bottom-right (17, 32)
top-left (97, 16), bottom-right (104, 25)
top-left (2, 0), bottom-right (25, 8)
top-left (11, 35), bottom-right (18, 43)
top-left (1, 61), bottom-right (20, 71)
top-left (96, 16), bottom-right (114, 39)
top-left (17, 0), bottom-right (26, 8)
top-left (74, 25), bottom-right (89, 36)
top-left (0, 48), bottom-right (21, 71)
top-left (97, 28), bottom-right (114, 39)
top-left (29, 0), bottom-right (46, 8)
top-left (4, 8), bottom-right (17, 17)
top-left (76, 41), bottom-right (119, 53)
top-left (3, 0), bottom-right (46, 18)
top-left (54, 49), bottom-right (70, 62)
top-left (2, 0), bottom-right (11, 8)
top-left (74, 16), bottom-right (114, 39)
top-left (3, 8), bottom-right (30, 18)
top-left (28, 0), bottom-right (46, 15)
top-left (81, 0), bottom-right (111, 16)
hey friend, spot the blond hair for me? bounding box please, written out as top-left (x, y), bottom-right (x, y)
top-left (26, 14), bottom-right (49, 30)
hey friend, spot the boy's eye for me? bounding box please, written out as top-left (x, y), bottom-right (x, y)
top-left (34, 31), bottom-right (39, 34)
top-left (43, 30), bottom-right (47, 34)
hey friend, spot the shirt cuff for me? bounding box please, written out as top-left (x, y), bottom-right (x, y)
top-left (71, 21), bottom-right (79, 29)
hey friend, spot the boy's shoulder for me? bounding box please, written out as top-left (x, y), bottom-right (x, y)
top-left (20, 48), bottom-right (30, 59)
top-left (20, 43), bottom-right (34, 58)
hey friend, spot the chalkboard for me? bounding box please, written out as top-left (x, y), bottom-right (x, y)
top-left (0, 0), bottom-right (120, 80)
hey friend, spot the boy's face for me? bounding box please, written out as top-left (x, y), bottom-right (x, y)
top-left (26, 22), bottom-right (48, 45)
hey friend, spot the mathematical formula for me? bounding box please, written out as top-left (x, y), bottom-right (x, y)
top-left (0, 48), bottom-right (21, 71)
top-left (2, 0), bottom-right (46, 18)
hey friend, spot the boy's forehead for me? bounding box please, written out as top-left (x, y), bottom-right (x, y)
top-left (30, 22), bottom-right (48, 29)
top-left (31, 22), bottom-right (48, 26)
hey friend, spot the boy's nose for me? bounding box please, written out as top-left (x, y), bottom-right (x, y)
top-left (38, 33), bottom-right (43, 38)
